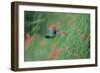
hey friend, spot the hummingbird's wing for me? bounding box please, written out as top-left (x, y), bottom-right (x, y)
top-left (45, 28), bottom-right (55, 38)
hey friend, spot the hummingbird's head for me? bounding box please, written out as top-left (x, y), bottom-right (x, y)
top-left (48, 23), bottom-right (60, 31)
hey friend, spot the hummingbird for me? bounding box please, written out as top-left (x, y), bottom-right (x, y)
top-left (45, 24), bottom-right (59, 38)
top-left (45, 23), bottom-right (67, 39)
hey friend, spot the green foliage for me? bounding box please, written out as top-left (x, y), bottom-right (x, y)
top-left (24, 11), bottom-right (48, 36)
top-left (24, 11), bottom-right (90, 61)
